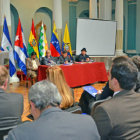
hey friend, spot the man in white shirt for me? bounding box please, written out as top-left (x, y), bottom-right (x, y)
top-left (26, 52), bottom-right (40, 79)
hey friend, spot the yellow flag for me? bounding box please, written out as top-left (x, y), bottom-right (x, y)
top-left (63, 23), bottom-right (72, 56)
top-left (53, 22), bottom-right (59, 39)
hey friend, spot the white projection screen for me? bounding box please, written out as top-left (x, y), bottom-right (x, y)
top-left (76, 18), bottom-right (117, 56)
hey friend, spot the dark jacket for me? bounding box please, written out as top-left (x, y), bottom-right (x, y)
top-left (41, 56), bottom-right (56, 65)
top-left (93, 90), bottom-right (140, 140)
top-left (0, 89), bottom-right (23, 130)
top-left (59, 55), bottom-right (71, 64)
top-left (77, 54), bottom-right (89, 62)
top-left (8, 107), bottom-right (100, 140)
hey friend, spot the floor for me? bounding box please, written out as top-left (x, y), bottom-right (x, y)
top-left (7, 81), bottom-right (106, 122)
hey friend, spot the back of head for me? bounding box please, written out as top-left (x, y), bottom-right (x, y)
top-left (111, 61), bottom-right (138, 90)
top-left (0, 66), bottom-right (8, 87)
top-left (46, 66), bottom-right (74, 109)
top-left (112, 55), bottom-right (129, 64)
top-left (29, 80), bottom-right (62, 111)
top-left (131, 55), bottom-right (140, 71)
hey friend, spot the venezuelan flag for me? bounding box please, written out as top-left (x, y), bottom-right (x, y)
top-left (27, 19), bottom-right (39, 58)
top-left (50, 22), bottom-right (61, 57)
top-left (62, 23), bottom-right (72, 59)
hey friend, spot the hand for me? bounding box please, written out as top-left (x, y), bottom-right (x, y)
top-left (97, 90), bottom-right (103, 94)
top-left (33, 68), bottom-right (38, 71)
top-left (86, 58), bottom-right (90, 62)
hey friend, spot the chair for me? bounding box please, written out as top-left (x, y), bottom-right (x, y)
top-left (90, 96), bottom-right (111, 116)
top-left (65, 105), bottom-right (82, 114)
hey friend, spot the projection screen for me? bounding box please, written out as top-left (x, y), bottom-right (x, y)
top-left (76, 18), bottom-right (117, 56)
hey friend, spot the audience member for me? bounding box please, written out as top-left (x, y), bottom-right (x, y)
top-left (26, 52), bottom-right (40, 82)
top-left (95, 56), bottom-right (130, 100)
top-left (92, 57), bottom-right (140, 140)
top-left (77, 48), bottom-right (90, 62)
top-left (46, 66), bottom-right (74, 109)
top-left (59, 50), bottom-right (71, 64)
top-left (0, 66), bottom-right (23, 130)
top-left (79, 56), bottom-right (130, 115)
top-left (8, 80), bottom-right (100, 140)
top-left (132, 55), bottom-right (140, 92)
top-left (41, 49), bottom-right (56, 65)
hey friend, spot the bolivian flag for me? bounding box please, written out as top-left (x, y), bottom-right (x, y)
top-left (38, 22), bottom-right (48, 57)
top-left (27, 19), bottom-right (39, 58)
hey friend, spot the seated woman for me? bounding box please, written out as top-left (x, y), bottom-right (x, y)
top-left (26, 52), bottom-right (40, 83)
top-left (46, 66), bottom-right (74, 109)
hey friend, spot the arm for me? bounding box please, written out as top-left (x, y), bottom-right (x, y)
top-left (96, 82), bottom-right (114, 100)
top-left (93, 106), bottom-right (112, 140)
top-left (26, 59), bottom-right (33, 70)
top-left (36, 58), bottom-right (40, 66)
top-left (41, 57), bottom-right (48, 65)
top-left (59, 56), bottom-right (64, 64)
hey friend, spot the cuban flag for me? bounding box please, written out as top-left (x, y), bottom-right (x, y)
top-left (50, 22), bottom-right (61, 57)
top-left (14, 18), bottom-right (28, 75)
top-left (1, 17), bottom-right (16, 77)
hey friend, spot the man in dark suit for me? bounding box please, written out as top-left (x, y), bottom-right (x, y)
top-left (59, 50), bottom-right (71, 64)
top-left (92, 58), bottom-right (140, 140)
top-left (41, 50), bottom-right (56, 65)
top-left (0, 66), bottom-right (23, 130)
top-left (8, 80), bottom-right (100, 140)
top-left (77, 48), bottom-right (90, 62)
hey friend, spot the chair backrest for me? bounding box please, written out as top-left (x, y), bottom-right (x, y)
top-left (0, 126), bottom-right (17, 140)
top-left (90, 96), bottom-right (111, 116)
top-left (74, 55), bottom-right (79, 62)
top-left (65, 105), bottom-right (82, 114)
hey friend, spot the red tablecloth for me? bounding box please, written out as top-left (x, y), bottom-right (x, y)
top-left (37, 62), bottom-right (108, 88)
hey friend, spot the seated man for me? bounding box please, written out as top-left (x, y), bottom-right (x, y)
top-left (8, 80), bottom-right (100, 140)
top-left (26, 52), bottom-right (40, 81)
top-left (59, 50), bottom-right (71, 64)
top-left (92, 57), bottom-right (140, 140)
top-left (0, 66), bottom-right (23, 130)
top-left (41, 50), bottom-right (56, 65)
top-left (77, 48), bottom-right (90, 62)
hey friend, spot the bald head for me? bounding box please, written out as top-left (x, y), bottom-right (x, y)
top-left (46, 50), bottom-right (51, 58)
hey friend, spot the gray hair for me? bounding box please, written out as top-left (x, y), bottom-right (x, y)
top-left (29, 80), bottom-right (62, 110)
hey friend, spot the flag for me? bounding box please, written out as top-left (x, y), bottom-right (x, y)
top-left (38, 22), bottom-right (48, 57)
top-left (1, 17), bottom-right (16, 77)
top-left (62, 23), bottom-right (72, 60)
top-left (27, 19), bottom-right (39, 58)
top-left (14, 18), bottom-right (28, 75)
top-left (50, 22), bottom-right (61, 57)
